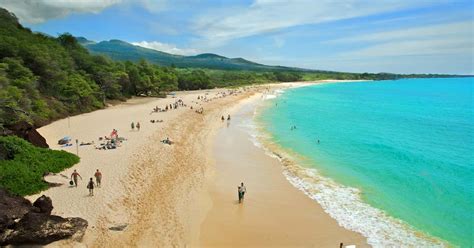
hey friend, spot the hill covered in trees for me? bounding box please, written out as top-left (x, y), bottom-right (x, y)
top-left (78, 37), bottom-right (308, 71)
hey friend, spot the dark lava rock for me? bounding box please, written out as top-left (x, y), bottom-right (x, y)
top-left (3, 121), bottom-right (49, 148)
top-left (2, 212), bottom-right (88, 245)
top-left (0, 189), bottom-right (88, 246)
top-left (33, 195), bottom-right (53, 215)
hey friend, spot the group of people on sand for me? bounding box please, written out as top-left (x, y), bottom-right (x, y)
top-left (70, 169), bottom-right (102, 196)
top-left (96, 129), bottom-right (125, 150)
top-left (221, 114), bottom-right (231, 121)
top-left (131, 122), bottom-right (141, 131)
top-left (195, 107), bottom-right (204, 114)
top-left (151, 99), bottom-right (186, 114)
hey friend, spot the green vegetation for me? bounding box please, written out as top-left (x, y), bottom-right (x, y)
top-left (0, 136), bottom-right (79, 195)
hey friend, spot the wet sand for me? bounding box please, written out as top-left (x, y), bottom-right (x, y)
top-left (200, 96), bottom-right (368, 247)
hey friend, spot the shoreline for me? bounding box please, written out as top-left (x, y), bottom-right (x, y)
top-left (199, 90), bottom-right (369, 247)
top-left (28, 80), bottom-right (371, 247)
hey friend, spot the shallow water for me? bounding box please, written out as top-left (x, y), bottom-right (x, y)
top-left (257, 78), bottom-right (473, 247)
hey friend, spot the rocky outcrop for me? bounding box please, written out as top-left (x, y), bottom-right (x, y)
top-left (33, 195), bottom-right (53, 215)
top-left (2, 121), bottom-right (49, 148)
top-left (0, 189), bottom-right (88, 246)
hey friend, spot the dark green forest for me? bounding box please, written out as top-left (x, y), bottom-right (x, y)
top-left (0, 8), bottom-right (463, 129)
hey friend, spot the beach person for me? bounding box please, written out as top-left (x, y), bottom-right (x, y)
top-left (240, 182), bottom-right (247, 201)
top-left (94, 169), bottom-right (102, 187)
top-left (70, 170), bottom-right (82, 187)
top-left (221, 116), bottom-right (225, 121)
top-left (87, 178), bottom-right (95, 196)
top-left (238, 182), bottom-right (247, 203)
top-left (136, 122), bottom-right (141, 131)
top-left (238, 185), bottom-right (242, 203)
top-left (227, 114), bottom-right (231, 121)
top-left (131, 122), bottom-right (135, 130)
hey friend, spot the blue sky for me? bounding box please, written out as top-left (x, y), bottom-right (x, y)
top-left (1, 0), bottom-right (473, 74)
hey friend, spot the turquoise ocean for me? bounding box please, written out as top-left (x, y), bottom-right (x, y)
top-left (257, 78), bottom-right (473, 247)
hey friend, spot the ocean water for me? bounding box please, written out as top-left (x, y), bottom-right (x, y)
top-left (257, 78), bottom-right (473, 247)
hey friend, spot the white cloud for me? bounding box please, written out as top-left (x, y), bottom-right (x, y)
top-left (132, 41), bottom-right (198, 55)
top-left (0, 0), bottom-right (121, 23)
top-left (329, 21), bottom-right (473, 44)
top-left (192, 0), bottom-right (436, 45)
top-left (337, 21), bottom-right (474, 58)
top-left (0, 0), bottom-right (168, 24)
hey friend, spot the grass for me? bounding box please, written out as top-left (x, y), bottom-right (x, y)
top-left (0, 136), bottom-right (79, 196)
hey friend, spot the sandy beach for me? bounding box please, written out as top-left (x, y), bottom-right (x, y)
top-left (28, 81), bottom-right (369, 247)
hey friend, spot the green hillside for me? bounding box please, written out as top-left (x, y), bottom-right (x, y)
top-left (80, 38), bottom-right (308, 71)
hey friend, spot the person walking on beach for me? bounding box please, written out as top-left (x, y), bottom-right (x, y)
top-left (94, 169), bottom-right (102, 187)
top-left (87, 178), bottom-right (95, 196)
top-left (136, 122), bottom-right (141, 131)
top-left (71, 170), bottom-right (82, 187)
top-left (131, 122), bottom-right (135, 131)
top-left (238, 182), bottom-right (247, 203)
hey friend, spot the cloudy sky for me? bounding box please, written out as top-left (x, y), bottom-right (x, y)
top-left (1, 0), bottom-right (473, 74)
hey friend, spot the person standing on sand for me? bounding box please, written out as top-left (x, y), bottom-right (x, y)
top-left (71, 170), bottom-right (82, 187)
top-left (131, 122), bottom-right (135, 131)
top-left (136, 122), bottom-right (141, 131)
top-left (238, 185), bottom-right (242, 203)
top-left (87, 178), bottom-right (95, 196)
top-left (94, 169), bottom-right (102, 187)
top-left (238, 182), bottom-right (247, 203)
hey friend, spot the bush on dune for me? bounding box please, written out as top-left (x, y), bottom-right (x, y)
top-left (0, 136), bottom-right (79, 196)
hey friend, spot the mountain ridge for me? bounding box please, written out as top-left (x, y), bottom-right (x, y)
top-left (78, 37), bottom-right (311, 71)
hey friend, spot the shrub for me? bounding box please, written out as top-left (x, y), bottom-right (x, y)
top-left (0, 136), bottom-right (79, 195)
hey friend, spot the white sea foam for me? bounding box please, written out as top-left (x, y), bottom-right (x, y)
top-left (281, 166), bottom-right (445, 248)
top-left (242, 103), bottom-right (447, 248)
top-left (262, 94), bottom-right (277, 100)
top-left (261, 89), bottom-right (286, 101)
